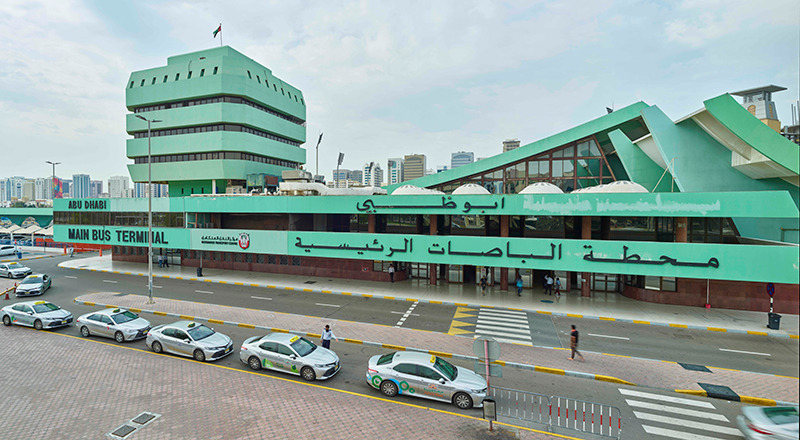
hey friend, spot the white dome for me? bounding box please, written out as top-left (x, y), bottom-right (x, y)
top-left (391, 185), bottom-right (445, 195)
top-left (590, 180), bottom-right (649, 193)
top-left (519, 182), bottom-right (564, 194)
top-left (452, 183), bottom-right (491, 195)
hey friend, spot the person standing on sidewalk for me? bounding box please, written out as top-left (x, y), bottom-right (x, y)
top-left (321, 324), bottom-right (338, 349)
top-left (68, 247), bottom-right (74, 258)
top-left (555, 277), bottom-right (562, 298)
top-left (516, 275), bottom-right (523, 296)
top-left (546, 274), bottom-right (554, 295)
top-left (568, 325), bottom-right (585, 361)
top-left (388, 263), bottom-right (395, 283)
top-left (480, 273), bottom-right (488, 296)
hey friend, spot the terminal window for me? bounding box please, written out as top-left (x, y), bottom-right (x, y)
top-left (140, 79), bottom-right (145, 87)
top-left (247, 70), bottom-right (252, 79)
top-left (151, 77), bottom-right (156, 85)
top-left (213, 66), bottom-right (218, 75)
top-left (187, 71), bottom-right (192, 79)
top-left (200, 69), bottom-right (205, 77)
top-left (163, 75), bottom-right (168, 83)
top-left (175, 73), bottom-right (180, 81)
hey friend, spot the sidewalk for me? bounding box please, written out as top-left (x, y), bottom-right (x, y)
top-left (62, 255), bottom-right (799, 336)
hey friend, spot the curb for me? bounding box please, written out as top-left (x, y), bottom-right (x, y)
top-left (674, 389), bottom-right (796, 407)
top-left (0, 254), bottom-right (55, 263)
top-left (73, 298), bottom-right (635, 389)
top-left (63, 264), bottom-right (800, 340)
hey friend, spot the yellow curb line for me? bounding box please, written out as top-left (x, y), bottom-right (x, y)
top-left (179, 315), bottom-right (194, 320)
top-left (238, 323), bottom-right (255, 329)
top-left (535, 366), bottom-right (565, 375)
top-left (740, 396), bottom-right (777, 406)
top-left (707, 327), bottom-right (726, 332)
top-left (595, 375), bottom-right (635, 386)
top-left (675, 389), bottom-right (707, 397)
top-left (208, 319), bottom-right (224, 325)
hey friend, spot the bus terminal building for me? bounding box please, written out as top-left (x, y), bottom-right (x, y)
top-left (55, 47), bottom-right (799, 314)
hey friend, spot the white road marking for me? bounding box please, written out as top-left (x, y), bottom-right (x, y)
top-left (476, 315), bottom-right (529, 325)
top-left (719, 348), bottom-right (770, 356)
top-left (391, 311), bottom-right (420, 316)
top-left (395, 301), bottom-right (419, 327)
top-left (250, 296), bottom-right (272, 300)
top-left (195, 290), bottom-right (214, 294)
top-left (474, 335), bottom-right (533, 345)
top-left (64, 276), bottom-right (78, 279)
top-left (476, 324), bottom-right (532, 335)
top-left (479, 309), bottom-right (527, 317)
top-left (474, 328), bottom-right (531, 340)
top-left (619, 389), bottom-right (715, 408)
top-left (588, 333), bottom-right (630, 340)
top-left (144, 285), bottom-right (162, 289)
top-left (642, 425), bottom-right (732, 440)
top-left (102, 280), bottom-right (118, 284)
top-left (477, 317), bottom-right (530, 328)
top-left (315, 303), bottom-right (341, 308)
top-left (634, 412), bottom-right (743, 436)
top-left (624, 400), bottom-right (729, 422)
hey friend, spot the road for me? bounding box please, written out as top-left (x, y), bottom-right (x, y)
top-left (14, 254), bottom-right (798, 378)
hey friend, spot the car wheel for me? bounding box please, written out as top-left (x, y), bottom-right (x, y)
top-left (248, 356), bottom-right (261, 370)
top-left (301, 366), bottom-right (316, 381)
top-left (193, 349), bottom-right (206, 362)
top-left (80, 326), bottom-right (90, 337)
top-left (2, 315), bottom-right (10, 326)
top-left (453, 392), bottom-right (473, 410)
top-left (152, 341), bottom-right (163, 353)
top-left (380, 380), bottom-right (398, 397)
top-left (114, 331), bottom-right (125, 343)
top-left (34, 320), bottom-right (43, 330)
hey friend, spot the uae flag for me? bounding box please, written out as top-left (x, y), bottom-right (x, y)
top-left (213, 25), bottom-right (221, 38)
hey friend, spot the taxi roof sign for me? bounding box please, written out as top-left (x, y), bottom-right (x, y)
top-left (188, 322), bottom-right (196, 327)
top-left (113, 309), bottom-right (121, 313)
top-left (34, 301), bottom-right (46, 305)
top-left (289, 336), bottom-right (299, 343)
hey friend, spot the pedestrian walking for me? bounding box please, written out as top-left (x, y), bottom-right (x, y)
top-left (516, 275), bottom-right (523, 296)
top-left (164, 255), bottom-right (169, 268)
top-left (480, 274), bottom-right (488, 296)
top-left (555, 277), bottom-right (562, 298)
top-left (321, 324), bottom-right (338, 349)
top-left (546, 274), bottom-right (554, 295)
top-left (542, 274), bottom-right (548, 293)
top-left (158, 255), bottom-right (163, 268)
top-left (68, 247), bottom-right (74, 258)
top-left (568, 324), bottom-right (585, 361)
top-left (388, 263), bottom-right (395, 283)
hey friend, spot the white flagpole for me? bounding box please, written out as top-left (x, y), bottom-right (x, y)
top-left (220, 23), bottom-right (222, 47)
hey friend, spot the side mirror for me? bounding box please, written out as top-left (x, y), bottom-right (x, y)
top-left (184, 339), bottom-right (191, 344)
top-left (439, 378), bottom-right (446, 385)
top-left (290, 355), bottom-right (297, 360)
top-left (28, 312), bottom-right (33, 315)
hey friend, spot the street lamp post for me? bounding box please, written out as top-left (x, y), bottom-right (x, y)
top-left (135, 115), bottom-right (161, 304)
top-left (45, 161), bottom-right (61, 201)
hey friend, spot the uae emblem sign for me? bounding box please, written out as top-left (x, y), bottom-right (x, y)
top-left (238, 233), bottom-right (250, 250)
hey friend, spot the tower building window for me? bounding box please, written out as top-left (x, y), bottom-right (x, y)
top-left (213, 66), bottom-right (218, 75)
top-left (151, 77), bottom-right (156, 85)
top-left (129, 81), bottom-right (134, 89)
top-left (247, 70), bottom-right (252, 79)
top-left (163, 75), bottom-right (168, 83)
top-left (175, 73), bottom-right (180, 81)
top-left (187, 71), bottom-right (192, 79)
top-left (140, 79), bottom-right (145, 86)
top-left (200, 69), bottom-right (205, 77)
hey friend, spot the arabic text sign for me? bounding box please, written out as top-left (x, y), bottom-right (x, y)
top-left (289, 232), bottom-right (799, 284)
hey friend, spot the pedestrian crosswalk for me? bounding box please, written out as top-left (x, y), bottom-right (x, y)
top-left (448, 307), bottom-right (534, 345)
top-left (620, 388), bottom-right (744, 439)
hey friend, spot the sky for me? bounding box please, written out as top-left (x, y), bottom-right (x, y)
top-left (0, 0), bottom-right (798, 185)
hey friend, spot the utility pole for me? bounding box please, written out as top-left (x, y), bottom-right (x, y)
top-left (135, 115), bottom-right (162, 304)
top-left (45, 161), bottom-right (61, 200)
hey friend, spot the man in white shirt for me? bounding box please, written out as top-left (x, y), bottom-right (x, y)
top-left (321, 324), bottom-right (338, 349)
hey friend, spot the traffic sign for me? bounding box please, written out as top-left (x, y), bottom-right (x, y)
top-left (767, 283), bottom-right (775, 297)
top-left (472, 335), bottom-right (501, 361)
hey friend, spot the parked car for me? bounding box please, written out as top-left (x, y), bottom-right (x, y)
top-left (737, 405), bottom-right (799, 440)
top-left (15, 274), bottom-right (51, 297)
top-left (366, 351), bottom-right (487, 409)
top-left (76, 308), bottom-right (151, 343)
top-left (0, 245), bottom-right (19, 256)
top-left (0, 262), bottom-right (32, 279)
top-left (1, 300), bottom-right (73, 330)
top-left (146, 321), bottom-right (233, 362)
top-left (240, 333), bottom-right (340, 381)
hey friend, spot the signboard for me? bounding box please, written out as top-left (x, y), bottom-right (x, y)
top-left (767, 283), bottom-right (775, 297)
top-left (53, 177), bottom-right (62, 199)
top-left (473, 336), bottom-right (501, 361)
top-left (54, 225), bottom-right (190, 248)
top-left (189, 229), bottom-right (288, 255)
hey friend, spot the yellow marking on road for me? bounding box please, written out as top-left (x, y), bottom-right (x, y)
top-left (491, 360), bottom-right (506, 366)
top-left (707, 327), bottom-right (726, 332)
top-left (595, 375), bottom-right (635, 385)
top-left (189, 278), bottom-right (197, 281)
top-left (307, 333), bottom-right (322, 338)
top-left (105, 305), bottom-right (117, 309)
top-left (453, 303), bottom-right (468, 306)
top-left (429, 300), bottom-right (443, 304)
top-left (535, 366), bottom-right (565, 375)
top-left (508, 308), bottom-right (523, 311)
top-left (204, 279), bottom-right (213, 282)
top-left (284, 287), bottom-right (293, 290)
top-left (344, 338), bottom-right (363, 344)
top-left (153, 311), bottom-right (167, 316)
top-left (406, 298), bottom-right (419, 302)
top-left (604, 353), bottom-right (631, 358)
top-left (112, 271), bottom-right (119, 274)
top-left (675, 389), bottom-right (707, 397)
top-left (238, 323), bottom-right (255, 329)
top-left (362, 294), bottom-right (373, 298)
top-left (83, 302), bottom-right (95, 306)
top-left (669, 323), bottom-right (688, 328)
top-left (267, 285), bottom-right (277, 288)
top-left (208, 319), bottom-right (224, 325)
top-left (179, 315), bottom-right (194, 320)
top-left (536, 310), bottom-right (552, 315)
top-left (776, 374), bottom-right (800, 380)
top-left (599, 317), bottom-right (615, 321)
top-left (428, 351), bottom-right (452, 358)
top-left (271, 328), bottom-right (289, 333)
top-left (791, 335), bottom-right (799, 339)
top-left (219, 281), bottom-right (228, 284)
top-left (747, 331), bottom-right (768, 336)
top-left (129, 308), bottom-right (142, 313)
top-left (566, 314), bottom-right (583, 318)
top-left (740, 396), bottom-right (777, 406)
top-left (453, 306), bottom-right (476, 320)
top-left (321, 290), bottom-right (332, 294)
top-left (382, 344), bottom-right (406, 351)
top-left (633, 320), bottom-right (650, 324)
top-left (161, 275), bottom-right (169, 278)
top-left (124, 272), bottom-right (132, 275)
top-left (250, 284), bottom-right (260, 287)
top-left (234, 282), bottom-right (244, 285)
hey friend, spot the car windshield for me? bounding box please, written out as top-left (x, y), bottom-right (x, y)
top-left (32, 303), bottom-right (58, 313)
top-left (763, 407), bottom-right (799, 425)
top-left (7, 263), bottom-right (22, 269)
top-left (187, 324), bottom-right (214, 341)
top-left (112, 311), bottom-right (139, 324)
top-left (433, 356), bottom-right (458, 381)
top-left (21, 278), bottom-right (41, 284)
top-left (377, 353), bottom-right (395, 365)
top-left (290, 337), bottom-right (317, 356)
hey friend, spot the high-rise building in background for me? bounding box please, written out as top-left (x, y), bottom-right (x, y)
top-left (436, 165), bottom-right (449, 173)
top-left (403, 154), bottom-right (426, 181)
top-left (134, 182), bottom-right (169, 198)
top-left (450, 151), bottom-right (474, 169)
top-left (35, 178), bottom-right (47, 200)
top-left (62, 179), bottom-right (72, 198)
top-left (127, 46), bottom-right (306, 197)
top-left (362, 162), bottom-right (383, 187)
top-left (0, 181), bottom-right (6, 203)
top-left (108, 175), bottom-right (131, 198)
top-left (22, 179), bottom-right (35, 201)
top-left (90, 180), bottom-right (103, 198)
top-left (731, 85), bottom-right (786, 132)
top-left (347, 169), bottom-right (362, 183)
top-left (503, 139), bottom-right (521, 152)
top-left (4, 176), bottom-right (25, 201)
top-left (387, 158), bottom-right (404, 185)
top-left (72, 174), bottom-right (90, 199)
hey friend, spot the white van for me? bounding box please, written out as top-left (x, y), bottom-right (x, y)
top-left (0, 245), bottom-right (20, 256)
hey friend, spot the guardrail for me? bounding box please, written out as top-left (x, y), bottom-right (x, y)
top-left (490, 386), bottom-right (622, 439)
